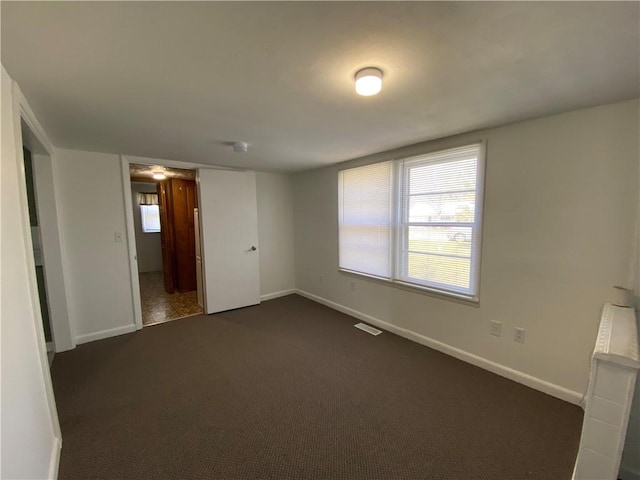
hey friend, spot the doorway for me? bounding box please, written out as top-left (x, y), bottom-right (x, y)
top-left (18, 113), bottom-right (74, 357)
top-left (129, 164), bottom-right (203, 326)
top-left (22, 145), bottom-right (55, 364)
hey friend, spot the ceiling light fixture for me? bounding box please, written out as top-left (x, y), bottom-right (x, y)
top-left (152, 173), bottom-right (166, 180)
top-left (354, 67), bottom-right (383, 96)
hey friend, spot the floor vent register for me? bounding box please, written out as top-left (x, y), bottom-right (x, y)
top-left (354, 322), bottom-right (383, 336)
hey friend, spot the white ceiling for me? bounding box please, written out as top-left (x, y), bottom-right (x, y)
top-left (2, 2), bottom-right (638, 172)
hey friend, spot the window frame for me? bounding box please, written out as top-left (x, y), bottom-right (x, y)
top-left (338, 140), bottom-right (486, 304)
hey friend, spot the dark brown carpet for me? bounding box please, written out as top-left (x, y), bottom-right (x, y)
top-left (51, 294), bottom-right (582, 479)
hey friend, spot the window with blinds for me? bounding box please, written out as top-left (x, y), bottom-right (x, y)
top-left (338, 142), bottom-right (484, 300)
top-left (338, 161), bottom-right (393, 278)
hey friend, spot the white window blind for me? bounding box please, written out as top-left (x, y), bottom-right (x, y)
top-left (338, 161), bottom-right (393, 278)
top-left (338, 143), bottom-right (484, 300)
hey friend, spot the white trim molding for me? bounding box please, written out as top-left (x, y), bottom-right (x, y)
top-left (3, 67), bottom-right (64, 477)
top-left (14, 82), bottom-right (75, 354)
top-left (14, 85), bottom-right (55, 154)
top-left (120, 155), bottom-right (143, 330)
top-left (48, 437), bottom-right (62, 480)
top-left (75, 324), bottom-right (137, 345)
top-left (295, 289), bottom-right (583, 406)
top-left (260, 289), bottom-right (296, 301)
top-left (9, 78), bottom-right (65, 445)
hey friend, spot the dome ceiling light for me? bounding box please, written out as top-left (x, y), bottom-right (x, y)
top-left (354, 67), bottom-right (383, 96)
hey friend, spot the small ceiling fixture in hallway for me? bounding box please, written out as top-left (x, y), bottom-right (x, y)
top-left (355, 67), bottom-right (383, 96)
top-left (129, 164), bottom-right (196, 181)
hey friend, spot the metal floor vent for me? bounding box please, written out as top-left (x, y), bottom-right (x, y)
top-left (354, 322), bottom-right (383, 336)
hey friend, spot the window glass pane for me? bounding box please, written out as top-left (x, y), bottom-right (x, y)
top-left (399, 143), bottom-right (481, 296)
top-left (408, 191), bottom-right (476, 223)
top-left (406, 252), bottom-right (471, 291)
top-left (408, 158), bottom-right (477, 195)
top-left (407, 226), bottom-right (472, 257)
top-left (141, 205), bottom-right (161, 233)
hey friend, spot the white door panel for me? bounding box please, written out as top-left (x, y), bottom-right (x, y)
top-left (198, 169), bottom-right (260, 313)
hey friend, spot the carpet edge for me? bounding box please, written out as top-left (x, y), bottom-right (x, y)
top-left (295, 288), bottom-right (584, 406)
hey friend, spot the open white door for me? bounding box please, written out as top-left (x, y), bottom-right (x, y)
top-left (198, 169), bottom-right (261, 313)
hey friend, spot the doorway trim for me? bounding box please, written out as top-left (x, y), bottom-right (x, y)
top-left (11, 80), bottom-right (64, 473)
top-left (16, 87), bottom-right (75, 354)
top-left (120, 156), bottom-right (144, 330)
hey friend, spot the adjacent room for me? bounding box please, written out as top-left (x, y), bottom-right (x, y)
top-left (1, 2), bottom-right (639, 480)
top-left (129, 164), bottom-right (203, 326)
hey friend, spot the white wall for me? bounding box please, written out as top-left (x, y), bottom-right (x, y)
top-left (130, 182), bottom-right (163, 273)
top-left (256, 172), bottom-right (295, 297)
top-left (293, 99), bottom-right (639, 401)
top-left (52, 151), bottom-right (296, 342)
top-left (54, 148), bottom-right (137, 343)
top-left (1, 66), bottom-right (60, 479)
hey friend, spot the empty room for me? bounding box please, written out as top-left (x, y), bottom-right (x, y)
top-left (1, 2), bottom-right (639, 480)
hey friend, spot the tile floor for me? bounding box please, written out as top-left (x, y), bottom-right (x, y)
top-left (138, 271), bottom-right (202, 326)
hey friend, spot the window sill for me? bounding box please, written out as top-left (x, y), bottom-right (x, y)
top-left (338, 268), bottom-right (480, 307)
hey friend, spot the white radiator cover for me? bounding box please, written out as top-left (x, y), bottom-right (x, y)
top-left (573, 303), bottom-right (640, 480)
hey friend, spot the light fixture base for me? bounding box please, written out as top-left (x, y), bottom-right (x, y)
top-left (233, 142), bottom-right (249, 153)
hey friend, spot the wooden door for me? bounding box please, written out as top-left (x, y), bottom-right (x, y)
top-left (170, 179), bottom-right (197, 292)
top-left (158, 180), bottom-right (175, 294)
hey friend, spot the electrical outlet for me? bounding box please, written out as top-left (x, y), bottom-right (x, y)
top-left (114, 231), bottom-right (123, 243)
top-left (319, 275), bottom-right (323, 285)
top-left (350, 280), bottom-right (356, 291)
top-left (490, 320), bottom-right (502, 337)
top-left (514, 327), bottom-right (526, 344)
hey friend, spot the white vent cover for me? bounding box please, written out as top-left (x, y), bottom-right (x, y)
top-left (354, 323), bottom-right (383, 336)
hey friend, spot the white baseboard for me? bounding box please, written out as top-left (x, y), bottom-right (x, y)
top-left (48, 436), bottom-right (61, 479)
top-left (620, 465), bottom-right (640, 480)
top-left (75, 324), bottom-right (137, 345)
top-left (261, 289), bottom-right (296, 301)
top-left (295, 289), bottom-right (583, 406)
